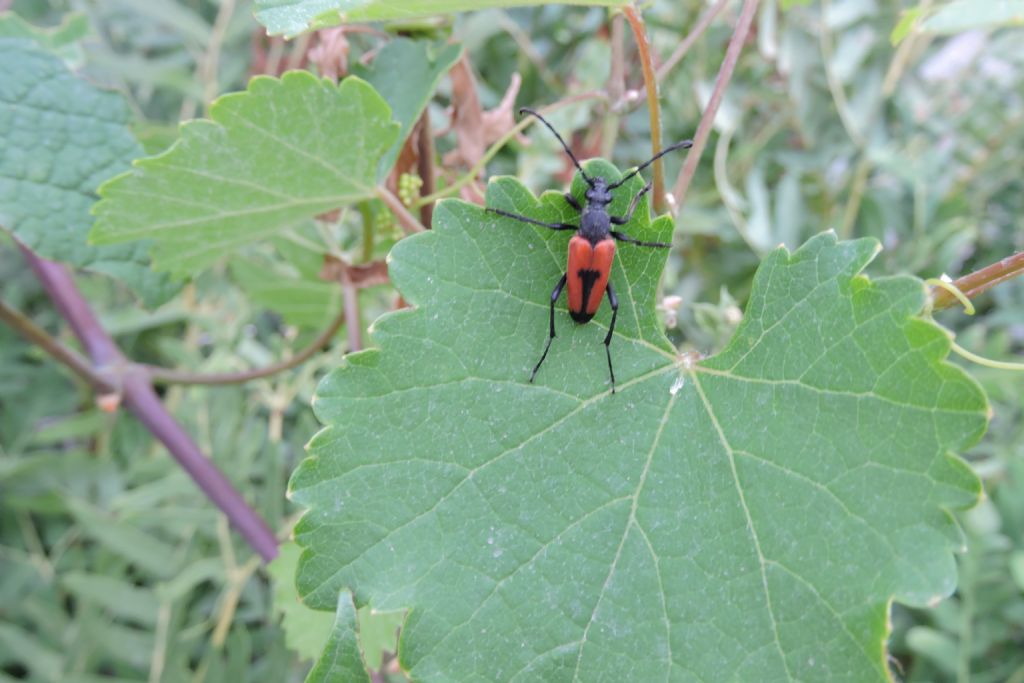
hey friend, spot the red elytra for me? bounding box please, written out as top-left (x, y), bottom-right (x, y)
top-left (566, 235), bottom-right (615, 323)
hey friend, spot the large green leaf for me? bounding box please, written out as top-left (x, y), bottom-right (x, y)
top-left (254, 0), bottom-right (629, 37)
top-left (291, 160), bottom-right (987, 681)
top-left (0, 38), bottom-right (178, 307)
top-left (91, 73), bottom-right (398, 278)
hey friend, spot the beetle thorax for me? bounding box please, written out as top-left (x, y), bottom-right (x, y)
top-left (584, 178), bottom-right (613, 207)
top-left (579, 177), bottom-right (613, 243)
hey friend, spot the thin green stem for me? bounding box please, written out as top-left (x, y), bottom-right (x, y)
top-left (358, 201), bottom-right (375, 262)
top-left (925, 278), bottom-right (974, 315)
top-left (951, 341), bottom-right (1024, 371)
top-left (148, 603), bottom-right (172, 683)
top-left (199, 0), bottom-right (236, 113)
top-left (838, 157), bottom-right (871, 239)
top-left (957, 537), bottom-right (976, 683)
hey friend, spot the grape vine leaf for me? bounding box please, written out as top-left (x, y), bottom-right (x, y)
top-left (271, 541), bottom-right (404, 668)
top-left (90, 73), bottom-right (398, 278)
top-left (306, 590), bottom-right (371, 683)
top-left (292, 160), bottom-right (987, 682)
top-left (0, 38), bottom-right (178, 307)
top-left (254, 0), bottom-right (629, 38)
top-left (351, 38), bottom-right (462, 181)
top-left (0, 11), bottom-right (88, 66)
top-left (270, 542), bottom-right (336, 661)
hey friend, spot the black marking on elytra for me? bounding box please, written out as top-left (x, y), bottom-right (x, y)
top-left (572, 269), bottom-right (601, 323)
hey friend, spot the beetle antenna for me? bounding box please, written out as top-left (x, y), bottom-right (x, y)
top-left (607, 140), bottom-right (693, 190)
top-left (519, 107), bottom-right (594, 187)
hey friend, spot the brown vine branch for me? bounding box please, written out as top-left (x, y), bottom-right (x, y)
top-left (0, 298), bottom-right (115, 394)
top-left (416, 109), bottom-right (437, 228)
top-left (669, 0), bottom-right (760, 214)
top-left (623, 5), bottom-right (669, 213)
top-left (658, 0), bottom-right (732, 84)
top-left (145, 301), bottom-right (349, 385)
top-left (376, 185), bottom-right (427, 234)
top-left (146, 258), bottom-right (385, 385)
top-left (616, 0), bottom-right (731, 113)
top-left (931, 252), bottom-right (1024, 312)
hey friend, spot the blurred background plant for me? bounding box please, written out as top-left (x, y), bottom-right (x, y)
top-left (0, 0), bottom-right (1021, 680)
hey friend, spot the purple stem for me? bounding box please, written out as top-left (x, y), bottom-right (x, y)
top-left (122, 372), bottom-right (279, 561)
top-left (20, 246), bottom-right (279, 563)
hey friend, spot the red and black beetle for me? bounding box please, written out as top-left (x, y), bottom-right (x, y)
top-left (487, 107), bottom-right (692, 393)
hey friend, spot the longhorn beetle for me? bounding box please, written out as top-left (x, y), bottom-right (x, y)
top-left (487, 107), bottom-right (692, 393)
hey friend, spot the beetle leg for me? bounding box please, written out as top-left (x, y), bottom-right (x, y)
top-left (563, 192), bottom-right (582, 211)
top-left (610, 182), bottom-right (670, 247)
top-left (487, 208), bottom-right (577, 231)
top-left (604, 282), bottom-right (619, 393)
top-left (531, 274), bottom-right (568, 384)
top-left (610, 230), bottom-right (671, 248)
top-left (610, 181), bottom-right (652, 225)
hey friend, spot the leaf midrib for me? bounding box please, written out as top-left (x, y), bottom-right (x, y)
top-left (570, 388), bottom-right (679, 682)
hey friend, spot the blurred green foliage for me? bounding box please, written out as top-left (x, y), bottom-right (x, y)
top-left (1, 0), bottom-right (1022, 680)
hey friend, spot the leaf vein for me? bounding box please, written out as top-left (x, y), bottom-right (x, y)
top-left (692, 371), bottom-right (795, 679)
top-left (571, 388), bottom-right (678, 681)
